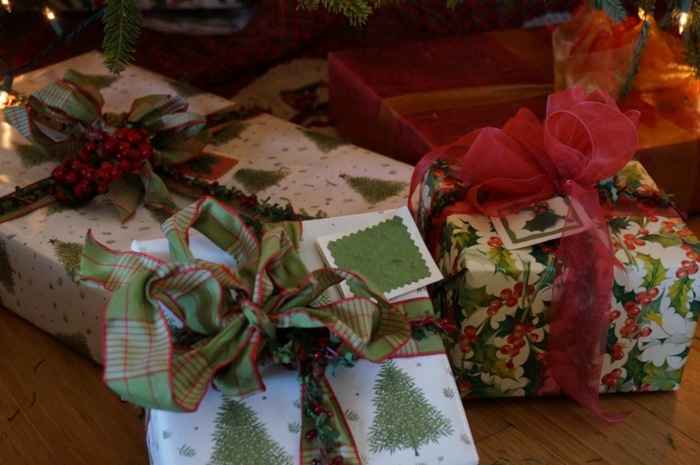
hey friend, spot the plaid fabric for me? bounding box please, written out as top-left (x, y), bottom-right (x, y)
top-left (8, 1), bottom-right (578, 97)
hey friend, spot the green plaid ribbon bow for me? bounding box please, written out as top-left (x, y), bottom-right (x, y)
top-left (80, 196), bottom-right (441, 465)
top-left (3, 69), bottom-right (211, 222)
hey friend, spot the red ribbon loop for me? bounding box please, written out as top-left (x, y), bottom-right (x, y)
top-left (412, 85), bottom-right (640, 420)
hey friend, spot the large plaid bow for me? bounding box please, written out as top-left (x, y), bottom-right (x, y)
top-left (79, 197), bottom-right (422, 412)
top-left (3, 70), bottom-right (211, 222)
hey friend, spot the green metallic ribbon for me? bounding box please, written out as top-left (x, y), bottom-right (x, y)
top-left (79, 196), bottom-right (442, 465)
top-left (2, 69), bottom-right (211, 222)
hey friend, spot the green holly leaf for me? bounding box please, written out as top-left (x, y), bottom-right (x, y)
top-left (523, 209), bottom-right (564, 232)
top-left (480, 345), bottom-right (518, 381)
top-left (458, 285), bottom-right (494, 315)
top-left (642, 361), bottom-right (684, 390)
top-left (607, 216), bottom-right (632, 234)
top-left (451, 222), bottom-right (480, 250)
top-left (487, 247), bottom-right (522, 280)
top-left (643, 233), bottom-right (683, 248)
top-left (634, 253), bottom-right (668, 290)
top-left (668, 277), bottom-right (693, 317)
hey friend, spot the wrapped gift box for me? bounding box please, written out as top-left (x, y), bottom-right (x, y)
top-left (0, 53), bottom-right (416, 364)
top-left (133, 207), bottom-right (479, 465)
top-left (417, 158), bottom-right (700, 397)
top-left (328, 27), bottom-right (700, 214)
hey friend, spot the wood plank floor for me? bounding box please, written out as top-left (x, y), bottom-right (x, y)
top-left (1, 216), bottom-right (699, 465)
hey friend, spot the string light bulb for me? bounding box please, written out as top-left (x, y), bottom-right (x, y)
top-left (43, 7), bottom-right (64, 37)
top-left (1, 0), bottom-right (10, 13)
top-left (0, 75), bottom-right (14, 109)
top-left (679, 0), bottom-right (692, 34)
top-left (679, 12), bottom-right (690, 33)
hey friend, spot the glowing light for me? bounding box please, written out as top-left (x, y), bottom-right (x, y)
top-left (638, 8), bottom-right (647, 20)
top-left (43, 7), bottom-right (63, 36)
top-left (1, 0), bottom-right (10, 13)
top-left (0, 90), bottom-right (9, 109)
top-left (679, 12), bottom-right (690, 34)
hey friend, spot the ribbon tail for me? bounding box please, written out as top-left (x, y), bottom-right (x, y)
top-left (547, 185), bottom-right (633, 422)
top-left (300, 375), bottom-right (362, 465)
top-left (141, 163), bottom-right (178, 215)
top-left (108, 175), bottom-right (143, 223)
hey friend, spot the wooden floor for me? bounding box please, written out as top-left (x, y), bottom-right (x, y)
top-left (1, 216), bottom-right (699, 465)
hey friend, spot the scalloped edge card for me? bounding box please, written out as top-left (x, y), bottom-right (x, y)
top-left (316, 206), bottom-right (443, 300)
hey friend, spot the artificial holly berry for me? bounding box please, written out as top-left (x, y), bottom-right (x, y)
top-left (50, 127), bottom-right (154, 202)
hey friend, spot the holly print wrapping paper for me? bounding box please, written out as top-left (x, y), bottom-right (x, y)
top-left (134, 209), bottom-right (479, 465)
top-left (417, 159), bottom-right (700, 397)
top-left (0, 52), bottom-right (416, 364)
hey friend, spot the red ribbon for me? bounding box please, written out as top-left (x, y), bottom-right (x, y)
top-left (410, 85), bottom-right (640, 421)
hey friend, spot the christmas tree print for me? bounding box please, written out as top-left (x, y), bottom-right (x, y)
top-left (212, 123), bottom-right (249, 146)
top-left (52, 241), bottom-right (83, 283)
top-left (83, 73), bottom-right (120, 89)
top-left (17, 144), bottom-right (50, 168)
top-left (300, 128), bottom-right (345, 153)
top-left (0, 239), bottom-right (14, 294)
top-left (368, 360), bottom-right (453, 456)
top-left (208, 398), bottom-right (293, 465)
top-left (234, 168), bottom-right (288, 193)
top-left (341, 175), bottom-right (407, 205)
top-left (55, 331), bottom-right (92, 359)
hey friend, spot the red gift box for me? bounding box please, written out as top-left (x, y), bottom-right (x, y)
top-left (328, 28), bottom-right (555, 166)
top-left (328, 27), bottom-right (700, 214)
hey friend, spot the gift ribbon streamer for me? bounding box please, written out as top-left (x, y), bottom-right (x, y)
top-left (80, 196), bottom-right (442, 464)
top-left (2, 69), bottom-right (211, 222)
top-left (411, 85), bottom-right (640, 421)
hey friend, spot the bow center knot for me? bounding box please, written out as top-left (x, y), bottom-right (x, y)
top-left (241, 300), bottom-right (277, 341)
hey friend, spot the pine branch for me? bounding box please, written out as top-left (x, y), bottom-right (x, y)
top-left (620, 17), bottom-right (651, 97)
top-left (320, 0), bottom-right (374, 25)
top-left (102, 0), bottom-right (142, 75)
top-left (590, 0), bottom-right (628, 23)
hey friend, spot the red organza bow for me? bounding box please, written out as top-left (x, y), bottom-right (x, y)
top-left (412, 85), bottom-right (640, 421)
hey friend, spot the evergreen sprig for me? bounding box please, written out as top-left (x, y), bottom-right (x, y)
top-left (591, 0), bottom-right (628, 23)
top-left (102, 0), bottom-right (142, 74)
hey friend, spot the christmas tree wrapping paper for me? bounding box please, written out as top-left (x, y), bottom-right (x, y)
top-left (328, 26), bottom-right (700, 214)
top-left (81, 198), bottom-right (479, 465)
top-left (0, 52), bottom-right (416, 364)
top-left (412, 86), bottom-right (700, 413)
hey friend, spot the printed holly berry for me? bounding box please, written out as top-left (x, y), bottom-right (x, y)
top-left (602, 367), bottom-right (623, 387)
top-left (676, 259), bottom-right (700, 279)
top-left (458, 325), bottom-right (478, 354)
top-left (48, 127), bottom-right (153, 202)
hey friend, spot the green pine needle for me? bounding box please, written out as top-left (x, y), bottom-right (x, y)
top-left (590, 0), bottom-right (628, 24)
top-left (102, 0), bottom-right (142, 75)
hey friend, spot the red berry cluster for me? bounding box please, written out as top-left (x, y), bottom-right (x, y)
top-left (487, 282), bottom-right (535, 315)
top-left (621, 229), bottom-right (648, 250)
top-left (458, 325), bottom-right (478, 354)
top-left (659, 220), bottom-right (694, 237)
top-left (610, 342), bottom-right (626, 361)
top-left (487, 236), bottom-right (503, 248)
top-left (531, 201), bottom-right (550, 216)
top-left (49, 127), bottom-right (153, 201)
top-left (677, 259), bottom-right (699, 279)
top-left (602, 367), bottom-right (623, 387)
top-left (499, 322), bottom-right (538, 369)
top-left (618, 289), bottom-right (657, 337)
